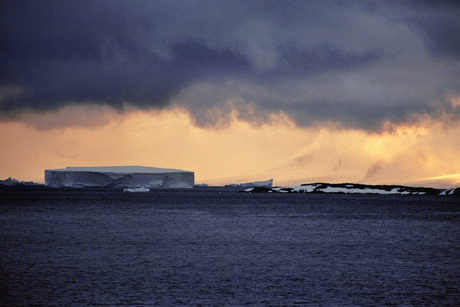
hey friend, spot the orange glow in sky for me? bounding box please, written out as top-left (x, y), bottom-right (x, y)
top-left (1, 105), bottom-right (460, 188)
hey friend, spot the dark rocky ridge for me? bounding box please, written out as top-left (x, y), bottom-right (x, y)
top-left (243, 182), bottom-right (456, 196)
top-left (0, 177), bottom-right (43, 187)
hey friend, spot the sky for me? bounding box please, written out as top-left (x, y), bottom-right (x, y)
top-left (1, 0), bottom-right (460, 188)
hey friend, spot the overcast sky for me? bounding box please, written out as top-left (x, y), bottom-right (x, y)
top-left (1, 1), bottom-right (460, 186)
top-left (2, 0), bottom-right (459, 131)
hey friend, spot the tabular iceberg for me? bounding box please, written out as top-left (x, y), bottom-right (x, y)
top-left (225, 179), bottom-right (273, 188)
top-left (238, 179), bottom-right (273, 188)
top-left (45, 166), bottom-right (194, 188)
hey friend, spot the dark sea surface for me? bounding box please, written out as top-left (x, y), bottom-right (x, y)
top-left (1, 187), bottom-right (459, 306)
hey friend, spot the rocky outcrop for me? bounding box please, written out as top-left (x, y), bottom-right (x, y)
top-left (244, 182), bottom-right (441, 195)
top-left (440, 188), bottom-right (460, 196)
top-left (0, 177), bottom-right (42, 187)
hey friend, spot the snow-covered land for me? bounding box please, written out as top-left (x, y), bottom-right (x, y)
top-left (244, 183), bottom-right (442, 195)
top-left (45, 166), bottom-right (194, 188)
top-left (440, 188), bottom-right (460, 196)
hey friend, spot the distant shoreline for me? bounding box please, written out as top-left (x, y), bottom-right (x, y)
top-left (1, 179), bottom-right (459, 196)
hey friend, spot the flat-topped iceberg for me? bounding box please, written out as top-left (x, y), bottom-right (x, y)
top-left (239, 179), bottom-right (273, 188)
top-left (45, 166), bottom-right (194, 188)
top-left (225, 179), bottom-right (273, 188)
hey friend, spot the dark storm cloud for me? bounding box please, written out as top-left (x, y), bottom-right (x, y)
top-left (394, 0), bottom-right (460, 59)
top-left (1, 0), bottom-right (459, 131)
top-left (0, 1), bottom-right (251, 112)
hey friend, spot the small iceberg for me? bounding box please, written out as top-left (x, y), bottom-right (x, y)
top-left (123, 187), bottom-right (150, 193)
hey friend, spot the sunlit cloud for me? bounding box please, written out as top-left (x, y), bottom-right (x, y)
top-left (1, 105), bottom-right (460, 188)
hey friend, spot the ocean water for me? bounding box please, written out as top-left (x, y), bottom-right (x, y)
top-left (1, 187), bottom-right (459, 306)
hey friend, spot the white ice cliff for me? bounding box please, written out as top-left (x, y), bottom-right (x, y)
top-left (225, 179), bottom-right (273, 188)
top-left (239, 179), bottom-right (273, 188)
top-left (45, 166), bottom-right (194, 188)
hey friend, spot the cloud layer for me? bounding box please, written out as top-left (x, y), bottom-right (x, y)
top-left (1, 0), bottom-right (460, 131)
